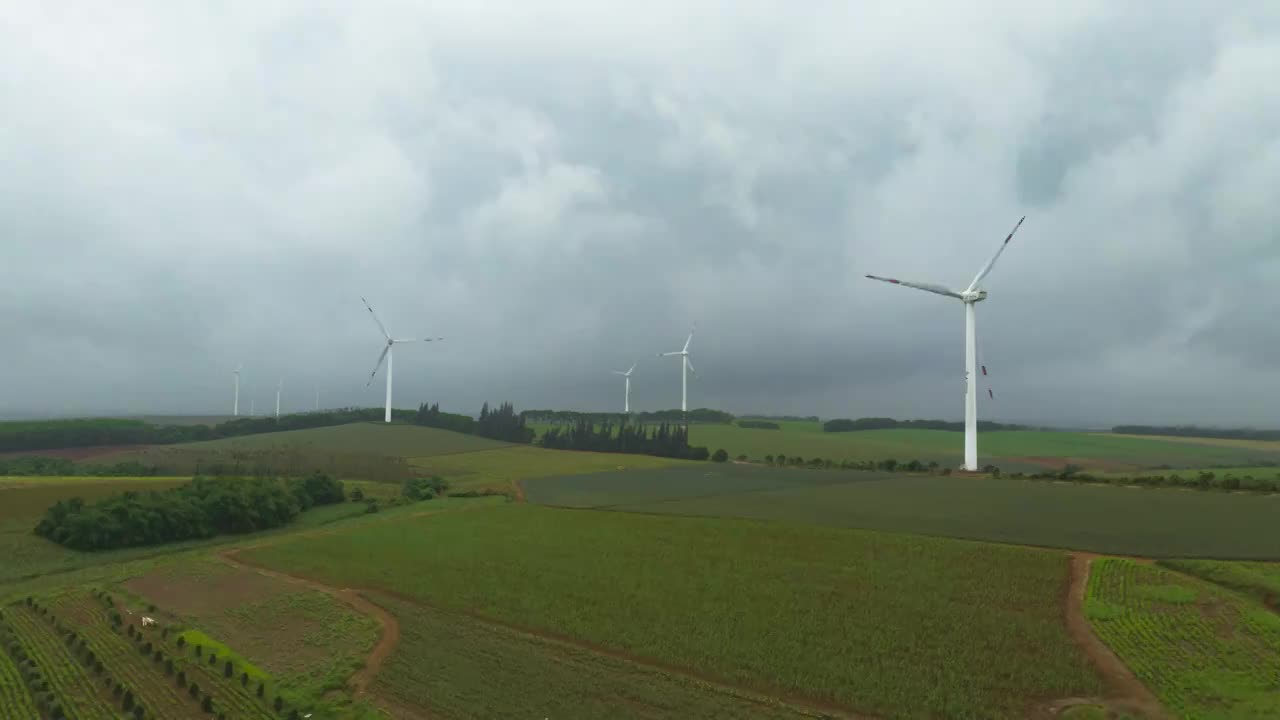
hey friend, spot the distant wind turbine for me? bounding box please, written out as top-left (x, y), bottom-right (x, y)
top-left (612, 363), bottom-right (637, 414)
top-left (275, 379), bottom-right (282, 419)
top-left (232, 364), bottom-right (242, 416)
top-left (658, 325), bottom-right (696, 416)
top-left (865, 216), bottom-right (1026, 471)
top-left (362, 297), bottom-right (442, 424)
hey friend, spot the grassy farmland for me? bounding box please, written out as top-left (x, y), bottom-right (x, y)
top-left (1085, 559), bottom-right (1280, 718)
top-left (683, 425), bottom-right (1280, 471)
top-left (241, 503), bottom-right (1102, 719)
top-left (527, 465), bottom-right (1280, 558)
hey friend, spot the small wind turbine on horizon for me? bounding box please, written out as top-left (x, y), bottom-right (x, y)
top-left (865, 216), bottom-right (1026, 472)
top-left (612, 363), bottom-right (637, 414)
top-left (362, 297), bottom-right (442, 424)
top-left (232, 364), bottom-right (242, 416)
top-left (659, 325), bottom-right (697, 417)
top-left (275, 379), bottom-right (282, 419)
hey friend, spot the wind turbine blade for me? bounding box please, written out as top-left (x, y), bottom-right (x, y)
top-left (865, 274), bottom-right (964, 300)
top-left (366, 343), bottom-right (391, 386)
top-left (683, 327), bottom-right (694, 353)
top-left (965, 215), bottom-right (1025, 293)
top-left (686, 359), bottom-right (697, 376)
top-left (612, 370), bottom-right (627, 375)
top-left (361, 297), bottom-right (392, 340)
top-left (627, 363), bottom-right (636, 376)
top-left (660, 351), bottom-right (682, 357)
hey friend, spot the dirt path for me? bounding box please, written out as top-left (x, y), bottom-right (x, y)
top-left (1052, 553), bottom-right (1169, 720)
top-left (218, 549), bottom-right (399, 695)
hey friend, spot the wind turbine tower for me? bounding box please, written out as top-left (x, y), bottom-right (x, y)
top-left (362, 297), bottom-right (442, 423)
top-left (232, 364), bottom-right (241, 416)
top-left (612, 363), bottom-right (637, 414)
top-left (865, 216), bottom-right (1025, 471)
top-left (275, 379), bottom-right (282, 419)
top-left (659, 325), bottom-right (697, 416)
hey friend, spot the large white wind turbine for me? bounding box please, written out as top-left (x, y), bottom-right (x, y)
top-left (612, 363), bottom-right (637, 414)
top-left (232, 364), bottom-right (242, 416)
top-left (275, 379), bottom-right (282, 419)
top-left (865, 216), bottom-right (1025, 472)
top-left (658, 326), bottom-right (696, 415)
top-left (362, 297), bottom-right (442, 424)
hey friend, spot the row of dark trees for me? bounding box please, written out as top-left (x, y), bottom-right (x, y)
top-left (34, 472), bottom-right (345, 551)
top-left (412, 401), bottom-right (534, 443)
top-left (737, 420), bottom-right (781, 430)
top-left (0, 408), bottom-right (406, 453)
top-left (521, 408), bottom-right (735, 426)
top-left (823, 417), bottom-right (1028, 433)
top-left (1112, 425), bottom-right (1280, 442)
top-left (537, 419), bottom-right (709, 460)
top-left (0, 455), bottom-right (161, 477)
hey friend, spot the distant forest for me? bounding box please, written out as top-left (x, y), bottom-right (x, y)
top-left (413, 401), bottom-right (534, 444)
top-left (0, 403), bottom-right (537, 454)
top-left (823, 417), bottom-right (1029, 433)
top-left (537, 419), bottom-right (708, 460)
top-left (0, 408), bottom-right (403, 453)
top-left (522, 409), bottom-right (735, 425)
top-left (741, 415), bottom-right (820, 422)
top-left (1113, 425), bottom-right (1280, 441)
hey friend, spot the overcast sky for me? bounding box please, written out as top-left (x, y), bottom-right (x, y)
top-left (3, 2), bottom-right (1280, 427)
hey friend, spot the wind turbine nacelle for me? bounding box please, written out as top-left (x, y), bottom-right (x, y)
top-left (962, 290), bottom-right (989, 303)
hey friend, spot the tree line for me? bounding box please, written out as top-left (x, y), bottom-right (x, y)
top-left (737, 420), bottom-right (781, 430)
top-left (1112, 425), bottom-right (1280, 441)
top-left (413, 401), bottom-right (534, 443)
top-left (521, 408), bottom-right (735, 426)
top-left (0, 408), bottom-right (407, 453)
top-left (823, 417), bottom-right (1028, 433)
top-left (537, 418), bottom-right (709, 460)
top-left (34, 472), bottom-right (345, 551)
top-left (0, 456), bottom-right (160, 477)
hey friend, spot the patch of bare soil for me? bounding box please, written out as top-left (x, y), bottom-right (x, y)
top-left (1033, 553), bottom-right (1169, 720)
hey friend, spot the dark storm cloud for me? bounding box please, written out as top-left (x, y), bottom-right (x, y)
top-left (3, 1), bottom-right (1280, 426)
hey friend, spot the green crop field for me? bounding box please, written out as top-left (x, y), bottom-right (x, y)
top-left (684, 426), bottom-right (1280, 472)
top-left (1159, 558), bottom-right (1280, 608)
top-left (133, 422), bottom-right (512, 458)
top-left (240, 504), bottom-right (1101, 719)
top-left (1085, 558), bottom-right (1280, 718)
top-left (371, 593), bottom-right (816, 719)
top-left (527, 466), bottom-right (1280, 558)
top-left (410, 445), bottom-right (691, 494)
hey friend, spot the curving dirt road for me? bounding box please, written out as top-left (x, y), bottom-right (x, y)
top-left (218, 549), bottom-right (399, 695)
top-left (1049, 553), bottom-right (1169, 720)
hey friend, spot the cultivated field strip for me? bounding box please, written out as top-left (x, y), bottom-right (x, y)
top-left (0, 624), bottom-right (39, 719)
top-left (50, 591), bottom-right (201, 718)
top-left (1086, 558), bottom-right (1280, 717)
top-left (5, 604), bottom-right (117, 719)
top-left (171, 643), bottom-right (277, 720)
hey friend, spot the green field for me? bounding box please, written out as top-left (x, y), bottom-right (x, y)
top-left (527, 465), bottom-right (1280, 558)
top-left (241, 504), bottom-right (1102, 719)
top-left (683, 426), bottom-right (1280, 471)
top-left (1086, 558), bottom-right (1280, 718)
top-left (1159, 559), bottom-right (1280, 608)
top-left (130, 422), bottom-right (512, 457)
top-left (371, 593), bottom-right (816, 719)
top-left (410, 445), bottom-right (691, 494)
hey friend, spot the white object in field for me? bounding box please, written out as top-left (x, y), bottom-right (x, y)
top-left (362, 297), bottom-right (442, 423)
top-left (141, 617), bottom-right (155, 626)
top-left (611, 363), bottom-right (637, 413)
top-left (658, 325), bottom-right (696, 413)
top-left (232, 363), bottom-right (242, 416)
top-left (865, 216), bottom-right (1025, 471)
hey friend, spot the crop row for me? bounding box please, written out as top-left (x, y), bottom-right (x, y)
top-left (49, 592), bottom-right (200, 718)
top-left (165, 631), bottom-right (279, 720)
top-left (71, 588), bottom-right (281, 720)
top-left (1085, 558), bottom-right (1280, 716)
top-left (0, 613), bottom-right (39, 718)
top-left (4, 601), bottom-right (117, 720)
